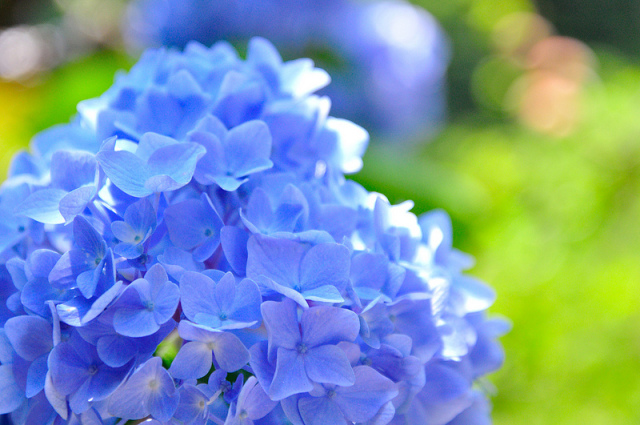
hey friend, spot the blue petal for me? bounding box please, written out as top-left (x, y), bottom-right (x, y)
top-left (452, 276), bottom-right (496, 313)
top-left (281, 59), bottom-right (331, 98)
top-left (304, 345), bottom-right (355, 387)
top-left (248, 341), bottom-right (275, 394)
top-left (165, 197), bottom-right (222, 251)
top-left (213, 175), bottom-right (246, 192)
top-left (246, 234), bottom-right (306, 290)
top-left (298, 396), bottom-right (346, 425)
top-left (48, 341), bottom-right (90, 396)
top-left (146, 142), bottom-right (206, 191)
top-left (236, 376), bottom-right (277, 420)
top-left (107, 357), bottom-right (170, 420)
top-left (220, 226), bottom-right (249, 275)
top-left (4, 315), bottom-right (53, 361)
top-left (146, 362), bottom-right (180, 421)
top-left (15, 188), bottom-right (67, 224)
top-left (168, 341), bottom-right (213, 380)
top-left (113, 306), bottom-right (158, 338)
top-left (25, 353), bottom-right (49, 397)
top-left (124, 197), bottom-right (157, 235)
top-left (299, 243), bottom-right (350, 292)
top-left (268, 347), bottom-right (312, 401)
top-left (301, 306), bottom-right (359, 348)
top-left (191, 130), bottom-right (225, 186)
top-left (111, 221), bottom-right (138, 244)
top-left (228, 278), bottom-right (262, 325)
top-left (334, 366), bottom-right (398, 423)
top-left (96, 149), bottom-right (151, 197)
top-left (0, 364), bottom-right (25, 414)
top-left (44, 370), bottom-right (68, 419)
top-left (96, 334), bottom-right (137, 368)
top-left (179, 271), bottom-right (219, 324)
top-left (59, 186), bottom-right (96, 222)
top-left (224, 120), bottom-right (273, 177)
top-left (214, 272), bottom-right (236, 314)
top-left (209, 332), bottom-right (250, 372)
top-left (135, 132), bottom-right (178, 161)
top-left (174, 384), bottom-right (209, 425)
top-left (73, 216), bottom-right (105, 257)
top-left (50, 150), bottom-right (97, 192)
top-left (258, 275), bottom-right (308, 308)
top-left (261, 299), bottom-right (301, 355)
top-left (302, 285), bottom-right (344, 304)
top-left (152, 281), bottom-right (180, 326)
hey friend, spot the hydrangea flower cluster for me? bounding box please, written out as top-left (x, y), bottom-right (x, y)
top-left (124, 0), bottom-right (449, 142)
top-left (0, 38), bottom-right (507, 425)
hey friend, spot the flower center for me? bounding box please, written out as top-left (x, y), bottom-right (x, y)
top-left (219, 312), bottom-right (228, 321)
top-left (146, 301), bottom-right (155, 311)
top-left (204, 228), bottom-right (213, 237)
top-left (296, 343), bottom-right (308, 354)
top-left (239, 410), bottom-right (248, 419)
top-left (148, 379), bottom-right (159, 390)
top-left (88, 364), bottom-right (98, 375)
top-left (326, 389), bottom-right (336, 399)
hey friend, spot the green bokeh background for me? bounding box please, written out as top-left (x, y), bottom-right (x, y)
top-left (1, 1), bottom-right (640, 424)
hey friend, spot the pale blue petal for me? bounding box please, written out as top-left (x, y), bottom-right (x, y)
top-left (214, 272), bottom-right (236, 314)
top-left (268, 347), bottom-right (312, 401)
top-left (304, 345), bottom-right (354, 387)
top-left (113, 307), bottom-right (158, 338)
top-left (96, 335), bottom-right (137, 368)
top-left (59, 186), bottom-right (96, 222)
top-left (334, 366), bottom-right (398, 423)
top-left (261, 299), bottom-right (301, 354)
top-left (146, 142), bottom-right (206, 189)
top-left (246, 234), bottom-right (305, 289)
top-left (96, 150), bottom-right (151, 197)
top-left (220, 226), bottom-right (250, 275)
top-left (25, 354), bottom-right (49, 397)
top-left (4, 315), bottom-right (53, 361)
top-left (301, 306), bottom-right (359, 348)
top-left (179, 271), bottom-right (219, 323)
top-left (298, 396), bottom-right (346, 425)
top-left (210, 332), bottom-right (249, 372)
top-left (15, 189), bottom-right (67, 224)
top-left (169, 341), bottom-right (212, 380)
top-left (299, 243), bottom-right (350, 292)
top-left (224, 120), bottom-right (272, 177)
top-left (301, 285), bottom-right (344, 304)
top-left (0, 364), bottom-right (25, 414)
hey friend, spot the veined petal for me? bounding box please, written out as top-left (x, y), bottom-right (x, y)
top-left (304, 345), bottom-right (355, 387)
top-left (268, 347), bottom-right (312, 401)
top-left (168, 341), bottom-right (213, 380)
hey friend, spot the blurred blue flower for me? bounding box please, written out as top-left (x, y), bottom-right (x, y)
top-left (124, 0), bottom-right (449, 143)
top-left (0, 37), bottom-right (505, 425)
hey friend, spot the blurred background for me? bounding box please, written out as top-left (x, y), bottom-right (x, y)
top-left (0, 1), bottom-right (639, 424)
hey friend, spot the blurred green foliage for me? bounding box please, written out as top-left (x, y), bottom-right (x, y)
top-left (1, 1), bottom-right (640, 424)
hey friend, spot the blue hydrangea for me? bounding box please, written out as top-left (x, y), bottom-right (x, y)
top-left (124, 0), bottom-right (450, 143)
top-left (0, 37), bottom-right (507, 425)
